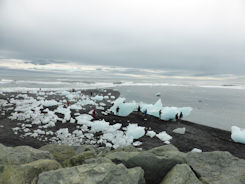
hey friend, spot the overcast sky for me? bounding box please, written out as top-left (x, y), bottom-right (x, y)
top-left (0, 0), bottom-right (245, 76)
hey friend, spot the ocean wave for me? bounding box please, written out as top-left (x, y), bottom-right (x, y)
top-left (0, 79), bottom-right (244, 91)
top-left (0, 79), bottom-right (14, 84)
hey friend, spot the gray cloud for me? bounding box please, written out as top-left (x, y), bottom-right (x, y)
top-left (0, 0), bottom-right (245, 75)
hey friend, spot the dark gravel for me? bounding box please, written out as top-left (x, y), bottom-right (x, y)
top-left (1, 89), bottom-right (245, 160)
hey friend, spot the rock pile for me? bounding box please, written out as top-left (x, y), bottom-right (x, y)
top-left (0, 143), bottom-right (245, 184)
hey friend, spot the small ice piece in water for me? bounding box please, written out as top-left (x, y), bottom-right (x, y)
top-left (146, 130), bottom-right (156, 138)
top-left (173, 127), bottom-right (186, 134)
top-left (191, 148), bottom-right (202, 153)
top-left (156, 131), bottom-right (172, 142)
top-left (155, 92), bottom-right (161, 97)
top-left (231, 126), bottom-right (245, 144)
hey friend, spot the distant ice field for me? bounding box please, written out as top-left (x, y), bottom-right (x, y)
top-left (0, 76), bottom-right (244, 131)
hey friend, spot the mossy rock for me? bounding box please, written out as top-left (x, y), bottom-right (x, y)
top-left (0, 144), bottom-right (53, 165)
top-left (38, 162), bottom-right (145, 184)
top-left (160, 164), bottom-right (202, 184)
top-left (39, 144), bottom-right (76, 165)
top-left (73, 145), bottom-right (97, 155)
top-left (0, 159), bottom-right (61, 184)
top-left (63, 151), bottom-right (97, 167)
top-left (105, 151), bottom-right (139, 165)
top-left (113, 145), bottom-right (140, 152)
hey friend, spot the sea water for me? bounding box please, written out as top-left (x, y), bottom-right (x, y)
top-left (117, 85), bottom-right (245, 131)
top-left (0, 74), bottom-right (245, 131)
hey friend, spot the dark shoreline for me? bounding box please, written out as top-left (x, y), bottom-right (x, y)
top-left (1, 89), bottom-right (245, 159)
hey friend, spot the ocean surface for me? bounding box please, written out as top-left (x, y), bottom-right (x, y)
top-left (1, 74), bottom-right (245, 131)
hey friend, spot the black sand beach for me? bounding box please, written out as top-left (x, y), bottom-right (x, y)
top-left (0, 89), bottom-right (245, 160)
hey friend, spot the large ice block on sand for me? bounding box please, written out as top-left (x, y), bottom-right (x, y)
top-left (110, 97), bottom-right (137, 116)
top-left (231, 126), bottom-right (245, 144)
top-left (111, 98), bottom-right (192, 120)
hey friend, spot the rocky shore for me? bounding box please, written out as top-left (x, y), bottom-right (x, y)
top-left (1, 143), bottom-right (245, 184)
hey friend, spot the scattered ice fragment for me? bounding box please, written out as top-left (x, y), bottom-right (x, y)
top-left (156, 131), bottom-right (172, 142)
top-left (191, 148), bottom-right (202, 153)
top-left (133, 141), bottom-right (142, 146)
top-left (93, 95), bottom-right (104, 101)
top-left (173, 127), bottom-right (186, 134)
top-left (126, 124), bottom-right (145, 139)
top-left (155, 92), bottom-right (161, 97)
top-left (42, 100), bottom-right (59, 107)
top-left (146, 130), bottom-right (156, 138)
top-left (231, 126), bottom-right (245, 144)
top-left (70, 104), bottom-right (82, 110)
top-left (70, 118), bottom-right (76, 123)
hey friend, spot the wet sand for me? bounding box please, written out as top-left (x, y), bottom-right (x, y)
top-left (0, 89), bottom-right (245, 159)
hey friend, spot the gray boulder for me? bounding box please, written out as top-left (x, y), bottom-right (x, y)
top-left (38, 162), bottom-right (145, 184)
top-left (147, 145), bottom-right (179, 155)
top-left (63, 151), bottom-right (97, 167)
top-left (0, 159), bottom-right (61, 184)
top-left (105, 151), bottom-right (139, 164)
top-left (186, 151), bottom-right (245, 184)
top-left (125, 151), bottom-right (185, 184)
top-left (83, 157), bottom-right (113, 165)
top-left (0, 144), bottom-right (53, 165)
top-left (160, 164), bottom-right (202, 184)
top-left (39, 144), bottom-right (76, 165)
top-left (72, 145), bottom-right (98, 155)
top-left (113, 145), bottom-right (140, 152)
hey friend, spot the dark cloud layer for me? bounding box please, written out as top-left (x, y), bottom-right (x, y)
top-left (0, 0), bottom-right (245, 75)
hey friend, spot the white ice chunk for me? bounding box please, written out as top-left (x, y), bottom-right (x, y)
top-left (191, 148), bottom-right (202, 153)
top-left (231, 126), bottom-right (245, 144)
top-left (93, 95), bottom-right (104, 101)
top-left (126, 124), bottom-right (145, 139)
top-left (173, 127), bottom-right (186, 134)
top-left (76, 114), bottom-right (93, 125)
top-left (70, 118), bottom-right (76, 123)
top-left (90, 120), bottom-right (110, 133)
top-left (133, 141), bottom-right (142, 146)
top-left (34, 129), bottom-right (45, 135)
top-left (55, 106), bottom-right (71, 121)
top-left (155, 92), bottom-right (161, 97)
top-left (42, 100), bottom-right (59, 107)
top-left (110, 97), bottom-right (137, 116)
top-left (69, 104), bottom-right (82, 110)
top-left (156, 131), bottom-right (172, 142)
top-left (146, 130), bottom-right (156, 138)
